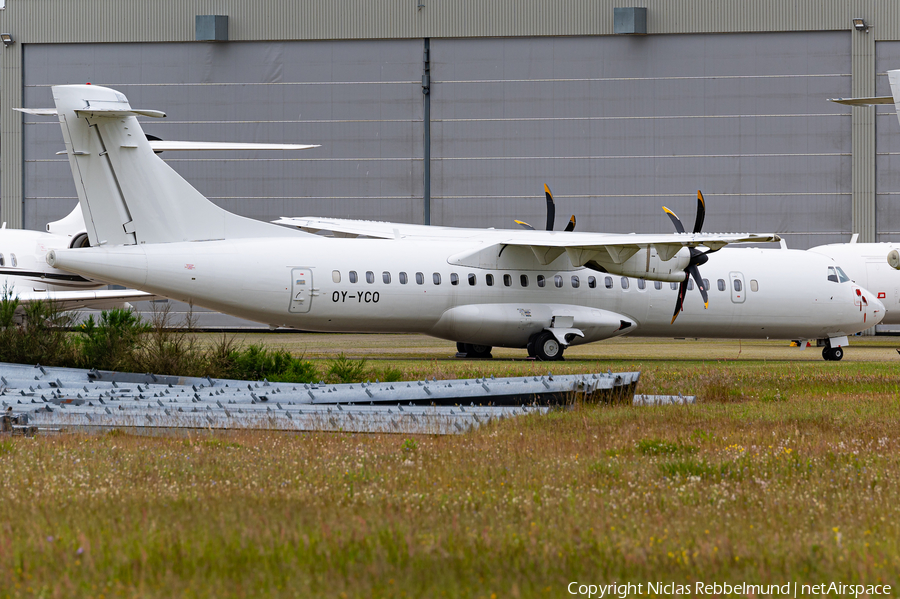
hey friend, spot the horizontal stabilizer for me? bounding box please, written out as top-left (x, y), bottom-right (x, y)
top-left (14, 107), bottom-right (166, 118)
top-left (828, 96), bottom-right (895, 106)
top-left (13, 107), bottom-right (58, 116)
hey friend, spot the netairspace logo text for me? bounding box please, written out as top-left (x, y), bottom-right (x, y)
top-left (567, 581), bottom-right (892, 598)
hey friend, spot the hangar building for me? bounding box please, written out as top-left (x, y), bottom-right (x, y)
top-left (0, 1), bottom-right (898, 268)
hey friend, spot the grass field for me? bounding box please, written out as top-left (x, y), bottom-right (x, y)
top-left (1, 334), bottom-right (899, 598)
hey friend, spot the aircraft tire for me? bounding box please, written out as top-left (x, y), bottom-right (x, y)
top-left (466, 344), bottom-right (493, 359)
top-left (822, 346), bottom-right (844, 361)
top-left (456, 342), bottom-right (467, 354)
top-left (534, 331), bottom-right (564, 361)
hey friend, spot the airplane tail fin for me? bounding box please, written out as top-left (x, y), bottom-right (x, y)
top-left (51, 84), bottom-right (304, 246)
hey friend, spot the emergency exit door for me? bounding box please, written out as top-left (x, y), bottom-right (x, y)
top-left (289, 268), bottom-right (314, 313)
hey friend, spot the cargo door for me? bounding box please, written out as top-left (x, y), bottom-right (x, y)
top-left (729, 272), bottom-right (745, 304)
top-left (289, 268), bottom-right (313, 313)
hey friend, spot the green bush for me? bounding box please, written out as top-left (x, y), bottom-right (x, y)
top-left (220, 344), bottom-right (318, 383)
top-left (325, 353), bottom-right (370, 383)
top-left (0, 284), bottom-right (76, 366)
top-left (75, 308), bottom-right (149, 371)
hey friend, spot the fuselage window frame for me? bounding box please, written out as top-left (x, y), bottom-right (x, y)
top-left (486, 274), bottom-right (494, 286)
top-left (433, 273), bottom-right (442, 285)
top-left (537, 274), bottom-right (546, 288)
top-left (503, 274), bottom-right (512, 287)
top-left (450, 273), bottom-right (459, 286)
top-left (717, 279), bottom-right (726, 292)
top-left (605, 276), bottom-right (613, 289)
top-left (332, 270), bottom-right (341, 284)
top-left (366, 271), bottom-right (375, 284)
top-left (620, 277), bottom-right (630, 290)
top-left (382, 271), bottom-right (391, 284)
top-left (416, 272), bottom-right (424, 285)
top-left (349, 270), bottom-right (358, 284)
top-left (588, 276), bottom-right (596, 289)
top-left (468, 273), bottom-right (477, 286)
top-left (399, 272), bottom-right (408, 285)
top-left (520, 274), bottom-right (529, 287)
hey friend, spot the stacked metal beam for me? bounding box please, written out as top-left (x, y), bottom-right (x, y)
top-left (0, 363), bottom-right (640, 435)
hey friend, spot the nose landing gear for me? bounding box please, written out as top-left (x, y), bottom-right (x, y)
top-left (822, 346), bottom-right (844, 361)
top-left (529, 331), bottom-right (565, 361)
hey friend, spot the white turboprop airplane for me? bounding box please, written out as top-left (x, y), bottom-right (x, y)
top-left (801, 67), bottom-right (900, 326)
top-left (30, 84), bottom-right (883, 361)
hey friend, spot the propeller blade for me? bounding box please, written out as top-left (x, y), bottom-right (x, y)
top-left (692, 190), bottom-right (706, 234)
top-left (662, 207), bottom-right (685, 234)
top-left (564, 215), bottom-right (576, 232)
top-left (671, 277), bottom-right (689, 324)
top-left (544, 184), bottom-right (556, 231)
top-left (688, 264), bottom-right (709, 308)
top-left (515, 220), bottom-right (535, 230)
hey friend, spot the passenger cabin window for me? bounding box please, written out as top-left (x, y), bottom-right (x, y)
top-left (382, 271), bottom-right (391, 284)
top-left (750, 279), bottom-right (759, 292)
top-left (416, 272), bottom-right (424, 285)
top-left (702, 278), bottom-right (709, 291)
top-left (621, 277), bottom-right (629, 290)
top-left (450, 273), bottom-right (459, 285)
top-left (433, 273), bottom-right (442, 285)
top-left (537, 275), bottom-right (546, 288)
top-left (605, 276), bottom-right (613, 289)
top-left (637, 279), bottom-right (646, 290)
top-left (349, 271), bottom-right (358, 284)
top-left (571, 275), bottom-right (580, 288)
top-left (0, 254), bottom-right (4, 266)
top-left (654, 281), bottom-right (662, 290)
top-left (520, 274), bottom-right (529, 287)
top-left (468, 273), bottom-right (476, 286)
top-left (503, 274), bottom-right (512, 287)
top-left (366, 271), bottom-right (375, 284)
top-left (486, 274), bottom-right (494, 286)
top-left (554, 275), bottom-right (563, 288)
top-left (670, 282), bottom-right (678, 290)
top-left (332, 270), bottom-right (341, 284)
top-left (733, 279), bottom-right (742, 292)
top-left (687, 279), bottom-right (694, 291)
top-left (399, 272), bottom-right (408, 284)
top-left (717, 279), bottom-right (726, 291)
top-left (10, 254), bottom-right (15, 267)
top-left (588, 276), bottom-right (596, 289)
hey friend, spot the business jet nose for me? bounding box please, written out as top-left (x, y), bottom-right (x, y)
top-left (854, 285), bottom-right (885, 327)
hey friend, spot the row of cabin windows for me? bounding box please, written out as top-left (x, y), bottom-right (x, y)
top-left (332, 270), bottom-right (759, 293)
top-left (0, 253), bottom-right (17, 267)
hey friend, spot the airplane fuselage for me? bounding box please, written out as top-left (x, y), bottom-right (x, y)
top-left (49, 238), bottom-right (880, 348)
top-left (1, 228), bottom-right (99, 294)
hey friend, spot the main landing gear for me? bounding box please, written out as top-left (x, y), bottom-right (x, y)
top-left (822, 345), bottom-right (844, 361)
top-left (456, 342), bottom-right (493, 359)
top-left (526, 331), bottom-right (565, 361)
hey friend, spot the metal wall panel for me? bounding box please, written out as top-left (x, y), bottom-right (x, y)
top-left (874, 42), bottom-right (900, 240)
top-left (430, 33), bottom-right (852, 249)
top-left (0, 0), bottom-right (865, 43)
top-left (22, 41), bottom-right (425, 229)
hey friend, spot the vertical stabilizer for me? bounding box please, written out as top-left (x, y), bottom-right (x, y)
top-left (52, 84), bottom-right (298, 246)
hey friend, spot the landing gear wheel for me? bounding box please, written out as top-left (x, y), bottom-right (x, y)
top-left (823, 346), bottom-right (844, 361)
top-left (526, 340), bottom-right (537, 358)
top-left (466, 344), bottom-right (493, 359)
top-left (533, 331), bottom-right (564, 361)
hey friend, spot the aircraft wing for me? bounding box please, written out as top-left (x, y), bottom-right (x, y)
top-left (491, 232), bottom-right (780, 265)
top-left (13, 288), bottom-right (160, 311)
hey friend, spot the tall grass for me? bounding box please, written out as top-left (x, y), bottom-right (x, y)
top-left (0, 393), bottom-right (898, 597)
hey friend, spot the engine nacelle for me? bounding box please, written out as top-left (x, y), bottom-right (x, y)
top-left (590, 246), bottom-right (690, 282)
top-left (429, 303), bottom-right (635, 348)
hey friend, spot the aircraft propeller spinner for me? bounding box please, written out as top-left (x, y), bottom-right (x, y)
top-left (663, 190), bottom-right (717, 324)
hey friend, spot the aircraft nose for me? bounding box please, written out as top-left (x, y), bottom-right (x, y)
top-left (855, 286), bottom-right (885, 326)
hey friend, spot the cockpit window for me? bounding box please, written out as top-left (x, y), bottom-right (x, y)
top-left (827, 267), bottom-right (839, 283)
top-left (836, 266), bottom-right (851, 283)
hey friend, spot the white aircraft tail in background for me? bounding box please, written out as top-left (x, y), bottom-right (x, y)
top-left (41, 84), bottom-right (882, 360)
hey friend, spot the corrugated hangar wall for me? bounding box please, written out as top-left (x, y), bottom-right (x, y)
top-left (22, 32), bottom-right (853, 249)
